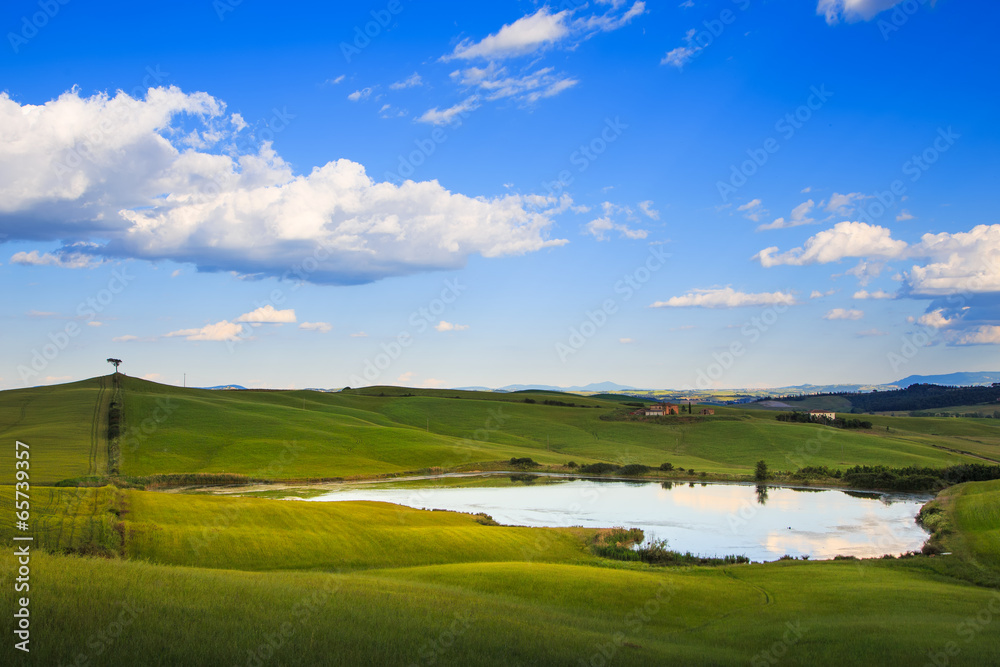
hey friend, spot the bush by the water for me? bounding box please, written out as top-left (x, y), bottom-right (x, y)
top-left (797, 463), bottom-right (1000, 491)
top-left (579, 462), bottom-right (620, 475)
top-left (590, 529), bottom-right (749, 566)
top-left (508, 457), bottom-right (539, 468)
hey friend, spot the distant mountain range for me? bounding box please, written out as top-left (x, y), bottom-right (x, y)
top-left (893, 372), bottom-right (1000, 387)
top-left (200, 373), bottom-right (998, 394)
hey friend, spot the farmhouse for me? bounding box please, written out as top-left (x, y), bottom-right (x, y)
top-left (700, 408), bottom-right (715, 415)
top-left (809, 409), bottom-right (836, 421)
top-left (644, 403), bottom-right (679, 416)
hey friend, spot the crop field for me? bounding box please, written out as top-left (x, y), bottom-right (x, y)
top-left (2, 376), bottom-right (999, 666)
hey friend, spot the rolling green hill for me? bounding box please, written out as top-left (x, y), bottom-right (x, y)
top-left (3, 375), bottom-right (998, 487)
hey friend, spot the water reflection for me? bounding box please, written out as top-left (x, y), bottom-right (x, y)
top-left (307, 479), bottom-right (932, 562)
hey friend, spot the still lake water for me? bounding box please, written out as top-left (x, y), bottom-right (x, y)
top-left (307, 478), bottom-right (932, 561)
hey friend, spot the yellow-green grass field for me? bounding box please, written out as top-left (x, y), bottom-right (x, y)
top-left (2, 484), bottom-right (999, 666)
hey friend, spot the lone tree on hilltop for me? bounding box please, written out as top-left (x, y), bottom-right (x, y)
top-left (107, 358), bottom-right (122, 373)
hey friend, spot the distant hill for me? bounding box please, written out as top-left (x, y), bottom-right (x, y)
top-left (474, 381), bottom-right (638, 393)
top-left (201, 385), bottom-right (247, 390)
top-left (894, 372), bottom-right (1000, 387)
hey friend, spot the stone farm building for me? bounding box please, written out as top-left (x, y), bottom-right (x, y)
top-left (644, 403), bottom-right (680, 416)
top-left (809, 409), bottom-right (837, 421)
top-left (700, 408), bottom-right (715, 415)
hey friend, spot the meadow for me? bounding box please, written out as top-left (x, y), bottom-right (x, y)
top-left (2, 375), bottom-right (1000, 665)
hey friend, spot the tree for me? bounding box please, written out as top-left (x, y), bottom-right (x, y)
top-left (755, 459), bottom-right (768, 482)
top-left (107, 358), bottom-right (122, 373)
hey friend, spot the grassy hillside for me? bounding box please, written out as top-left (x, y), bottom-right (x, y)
top-left (2, 486), bottom-right (1000, 666)
top-left (2, 376), bottom-right (997, 486)
top-left (0, 377), bottom-right (111, 484)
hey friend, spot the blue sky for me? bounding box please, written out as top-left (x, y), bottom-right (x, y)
top-left (2, 0), bottom-right (998, 391)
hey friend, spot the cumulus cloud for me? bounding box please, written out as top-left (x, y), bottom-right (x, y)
top-left (916, 309), bottom-right (956, 329)
top-left (817, 0), bottom-right (914, 25)
top-left (754, 222), bottom-right (907, 267)
top-left (905, 225), bottom-right (1000, 296)
top-left (0, 87), bottom-right (568, 285)
top-left (823, 308), bottom-right (864, 320)
top-left (651, 287), bottom-right (796, 308)
top-left (299, 321), bottom-right (332, 333)
top-left (896, 209), bottom-right (914, 222)
top-left (236, 305), bottom-right (296, 323)
top-left (164, 320), bottom-right (245, 342)
top-left (434, 320), bottom-right (469, 332)
top-left (825, 192), bottom-right (868, 216)
top-left (758, 200), bottom-right (816, 231)
top-left (810, 289), bottom-right (835, 299)
top-left (955, 326), bottom-right (1000, 345)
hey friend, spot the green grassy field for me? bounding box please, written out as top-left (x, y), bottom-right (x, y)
top-left (3, 375), bottom-right (992, 486)
top-left (2, 485), bottom-right (1000, 666)
top-left (3, 377), bottom-right (1000, 665)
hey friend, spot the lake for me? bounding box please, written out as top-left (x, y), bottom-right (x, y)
top-left (306, 477), bottom-right (932, 561)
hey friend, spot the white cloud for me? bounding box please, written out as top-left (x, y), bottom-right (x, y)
top-left (424, 378), bottom-right (447, 387)
top-left (638, 200), bottom-right (660, 220)
top-left (396, 371), bottom-right (415, 384)
top-left (347, 88), bottom-right (373, 102)
top-left (853, 289), bottom-right (893, 299)
top-left (0, 87), bottom-right (568, 285)
top-left (444, 3), bottom-right (644, 61)
top-left (619, 337), bottom-right (634, 344)
top-left (450, 65), bottom-right (578, 105)
top-left (905, 225), bottom-right (1000, 296)
top-left (651, 287), bottom-right (796, 308)
top-left (817, 0), bottom-right (913, 25)
top-left (823, 308), bottom-right (864, 321)
top-left (661, 34), bottom-right (701, 69)
top-left (825, 191), bottom-right (868, 215)
top-left (737, 198), bottom-right (766, 222)
top-left (165, 320), bottom-right (245, 342)
top-left (170, 269), bottom-right (182, 278)
top-left (326, 75), bottom-right (346, 85)
top-left (11, 249), bottom-right (102, 269)
top-left (755, 222), bottom-right (907, 267)
top-left (299, 321), bottom-right (332, 333)
top-left (896, 209), bottom-right (914, 221)
top-left (434, 320), bottom-right (469, 332)
top-left (350, 331), bottom-right (368, 338)
top-left (141, 373), bottom-right (163, 381)
top-left (810, 290), bottom-right (835, 299)
top-left (801, 186), bottom-right (812, 193)
top-left (584, 216), bottom-right (648, 241)
top-left (417, 95), bottom-right (481, 125)
top-left (955, 326), bottom-right (1000, 345)
top-left (916, 309), bottom-right (956, 329)
top-left (236, 305), bottom-right (296, 323)
top-left (112, 334), bottom-right (139, 342)
top-left (390, 73), bottom-right (423, 90)
top-left (757, 200), bottom-right (816, 231)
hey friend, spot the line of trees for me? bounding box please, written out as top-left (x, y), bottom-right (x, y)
top-left (775, 412), bottom-right (872, 429)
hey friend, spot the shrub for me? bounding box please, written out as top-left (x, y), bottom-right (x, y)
top-left (619, 464), bottom-right (650, 476)
top-left (508, 457), bottom-right (539, 467)
top-left (566, 461), bottom-right (578, 468)
top-left (579, 462), bottom-right (620, 475)
top-left (659, 462), bottom-right (673, 471)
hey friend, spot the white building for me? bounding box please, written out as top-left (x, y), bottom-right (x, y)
top-left (809, 409), bottom-right (836, 421)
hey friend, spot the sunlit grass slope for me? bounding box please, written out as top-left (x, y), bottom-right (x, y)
top-left (0, 376), bottom-right (110, 484)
